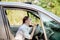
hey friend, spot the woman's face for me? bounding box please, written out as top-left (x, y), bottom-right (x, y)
top-left (26, 18), bottom-right (32, 25)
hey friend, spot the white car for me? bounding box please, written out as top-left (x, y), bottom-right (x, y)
top-left (0, 2), bottom-right (60, 40)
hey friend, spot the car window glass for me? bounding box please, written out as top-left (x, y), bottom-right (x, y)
top-left (40, 13), bottom-right (60, 40)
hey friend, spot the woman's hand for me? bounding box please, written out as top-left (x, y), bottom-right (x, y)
top-left (30, 23), bottom-right (37, 39)
top-left (30, 21), bottom-right (37, 27)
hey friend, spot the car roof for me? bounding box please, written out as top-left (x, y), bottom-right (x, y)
top-left (0, 2), bottom-right (60, 23)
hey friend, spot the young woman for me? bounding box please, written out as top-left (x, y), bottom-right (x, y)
top-left (15, 16), bottom-right (37, 40)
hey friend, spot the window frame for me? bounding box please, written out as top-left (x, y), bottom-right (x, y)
top-left (1, 6), bottom-right (40, 40)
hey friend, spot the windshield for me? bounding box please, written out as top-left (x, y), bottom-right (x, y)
top-left (40, 13), bottom-right (60, 40)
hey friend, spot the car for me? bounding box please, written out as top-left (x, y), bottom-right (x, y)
top-left (0, 2), bottom-right (60, 40)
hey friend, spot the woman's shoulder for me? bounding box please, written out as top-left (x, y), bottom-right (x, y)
top-left (19, 24), bottom-right (26, 29)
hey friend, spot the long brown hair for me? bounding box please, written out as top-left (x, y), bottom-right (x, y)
top-left (23, 16), bottom-right (29, 24)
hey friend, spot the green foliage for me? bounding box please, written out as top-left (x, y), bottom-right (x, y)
top-left (36, 0), bottom-right (60, 17)
top-left (2, 0), bottom-right (60, 17)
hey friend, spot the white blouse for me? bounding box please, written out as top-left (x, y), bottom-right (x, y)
top-left (15, 24), bottom-right (32, 40)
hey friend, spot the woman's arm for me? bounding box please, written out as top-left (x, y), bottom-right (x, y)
top-left (30, 26), bottom-right (37, 39)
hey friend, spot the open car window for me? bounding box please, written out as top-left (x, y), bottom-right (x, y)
top-left (5, 8), bottom-right (46, 40)
top-left (40, 13), bottom-right (60, 40)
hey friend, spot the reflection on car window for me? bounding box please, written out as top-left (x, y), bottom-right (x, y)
top-left (41, 13), bottom-right (60, 40)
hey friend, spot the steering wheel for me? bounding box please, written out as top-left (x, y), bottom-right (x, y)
top-left (32, 24), bottom-right (54, 40)
top-left (45, 27), bottom-right (54, 38)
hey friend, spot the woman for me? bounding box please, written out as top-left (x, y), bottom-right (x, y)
top-left (15, 16), bottom-right (36, 40)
